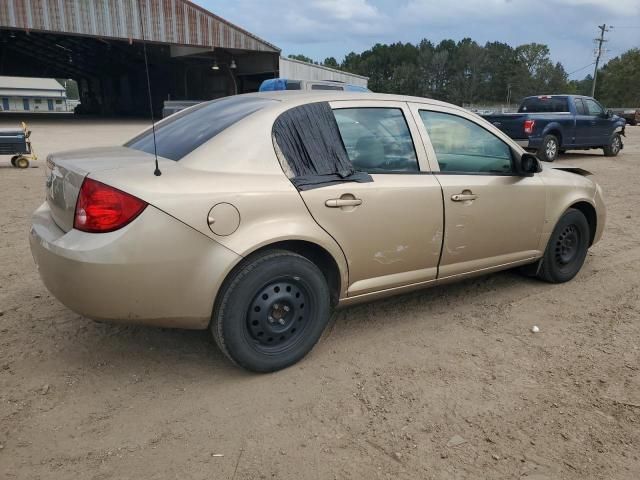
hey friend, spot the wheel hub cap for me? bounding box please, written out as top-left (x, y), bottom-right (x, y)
top-left (247, 280), bottom-right (308, 349)
top-left (546, 140), bottom-right (557, 158)
top-left (555, 225), bottom-right (580, 265)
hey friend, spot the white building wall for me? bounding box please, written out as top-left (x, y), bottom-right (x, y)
top-left (279, 57), bottom-right (368, 87)
top-left (1, 95), bottom-right (69, 112)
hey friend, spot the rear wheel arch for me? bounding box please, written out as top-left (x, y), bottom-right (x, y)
top-left (545, 128), bottom-right (562, 146)
top-left (217, 240), bottom-right (343, 311)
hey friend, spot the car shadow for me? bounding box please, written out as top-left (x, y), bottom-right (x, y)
top-left (33, 268), bottom-right (538, 377)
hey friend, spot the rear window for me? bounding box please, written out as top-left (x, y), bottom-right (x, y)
top-left (518, 97), bottom-right (569, 113)
top-left (126, 96), bottom-right (276, 161)
top-left (311, 84), bottom-right (344, 91)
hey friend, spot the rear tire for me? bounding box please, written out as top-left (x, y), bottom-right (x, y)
top-left (211, 250), bottom-right (331, 372)
top-left (537, 209), bottom-right (590, 283)
top-left (603, 133), bottom-right (622, 157)
top-left (15, 156), bottom-right (29, 169)
top-left (538, 134), bottom-right (559, 162)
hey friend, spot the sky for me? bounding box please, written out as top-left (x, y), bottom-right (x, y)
top-left (198, 0), bottom-right (640, 79)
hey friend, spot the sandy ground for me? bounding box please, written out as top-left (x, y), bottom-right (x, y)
top-left (0, 115), bottom-right (638, 480)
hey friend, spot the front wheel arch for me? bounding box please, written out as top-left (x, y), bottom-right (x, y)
top-left (568, 201), bottom-right (597, 246)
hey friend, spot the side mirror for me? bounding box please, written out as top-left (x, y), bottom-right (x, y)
top-left (518, 152), bottom-right (540, 176)
top-left (605, 109), bottom-right (613, 118)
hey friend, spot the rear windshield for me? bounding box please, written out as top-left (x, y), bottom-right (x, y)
top-left (518, 96), bottom-right (569, 113)
top-left (311, 84), bottom-right (344, 91)
top-left (126, 96), bottom-right (276, 160)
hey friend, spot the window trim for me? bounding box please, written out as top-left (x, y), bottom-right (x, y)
top-left (329, 100), bottom-right (432, 173)
top-left (409, 103), bottom-right (520, 176)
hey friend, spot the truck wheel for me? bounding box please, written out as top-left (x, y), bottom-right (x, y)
top-left (537, 209), bottom-right (589, 283)
top-left (603, 134), bottom-right (622, 157)
top-left (538, 135), bottom-right (559, 162)
top-left (10, 156), bottom-right (18, 167)
top-left (212, 249), bottom-right (331, 372)
top-left (15, 156), bottom-right (30, 169)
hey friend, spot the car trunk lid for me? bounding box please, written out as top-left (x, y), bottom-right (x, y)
top-left (45, 146), bottom-right (159, 232)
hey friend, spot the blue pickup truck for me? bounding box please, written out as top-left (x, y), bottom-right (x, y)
top-left (482, 95), bottom-right (626, 161)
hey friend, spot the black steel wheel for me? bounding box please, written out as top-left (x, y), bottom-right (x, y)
top-left (537, 208), bottom-right (590, 283)
top-left (246, 279), bottom-right (311, 354)
top-left (212, 250), bottom-right (331, 372)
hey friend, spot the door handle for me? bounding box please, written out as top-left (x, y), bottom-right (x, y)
top-left (451, 193), bottom-right (478, 202)
top-left (325, 198), bottom-right (362, 208)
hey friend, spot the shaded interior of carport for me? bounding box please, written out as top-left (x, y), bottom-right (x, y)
top-left (0, 0), bottom-right (280, 115)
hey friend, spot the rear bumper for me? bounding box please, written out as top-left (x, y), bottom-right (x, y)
top-left (515, 137), bottom-right (543, 150)
top-left (29, 202), bottom-right (240, 329)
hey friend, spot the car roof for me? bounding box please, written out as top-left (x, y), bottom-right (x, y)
top-left (245, 90), bottom-right (459, 109)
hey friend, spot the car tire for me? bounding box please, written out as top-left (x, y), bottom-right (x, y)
top-left (15, 156), bottom-right (30, 169)
top-left (211, 249), bottom-right (331, 372)
top-left (537, 208), bottom-right (590, 283)
top-left (538, 135), bottom-right (559, 162)
top-left (603, 133), bottom-right (622, 157)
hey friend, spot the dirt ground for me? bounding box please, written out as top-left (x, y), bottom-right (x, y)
top-left (0, 115), bottom-right (638, 480)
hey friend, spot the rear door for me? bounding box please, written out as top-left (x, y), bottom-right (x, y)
top-left (410, 103), bottom-right (545, 278)
top-left (298, 101), bottom-right (444, 297)
top-left (573, 98), bottom-right (592, 146)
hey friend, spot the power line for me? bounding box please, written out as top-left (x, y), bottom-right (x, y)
top-left (591, 24), bottom-right (609, 97)
top-left (568, 62), bottom-right (595, 77)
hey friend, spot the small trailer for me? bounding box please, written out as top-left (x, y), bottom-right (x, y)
top-left (0, 122), bottom-right (37, 168)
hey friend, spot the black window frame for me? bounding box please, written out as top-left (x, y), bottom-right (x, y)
top-left (583, 98), bottom-right (605, 117)
top-left (332, 106), bottom-right (421, 175)
top-left (575, 98), bottom-right (588, 115)
top-left (419, 109), bottom-right (517, 176)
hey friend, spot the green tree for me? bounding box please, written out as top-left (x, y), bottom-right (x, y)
top-left (596, 48), bottom-right (640, 106)
top-left (323, 57), bottom-right (340, 69)
top-left (287, 54), bottom-right (315, 64)
top-left (56, 78), bottom-right (79, 100)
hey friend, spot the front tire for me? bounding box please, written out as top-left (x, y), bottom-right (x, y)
top-left (15, 156), bottom-right (29, 168)
top-left (537, 209), bottom-right (590, 283)
top-left (603, 133), bottom-right (622, 157)
top-left (212, 250), bottom-right (331, 372)
top-left (538, 135), bottom-right (559, 162)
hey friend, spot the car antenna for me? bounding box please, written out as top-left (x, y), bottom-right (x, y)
top-left (137, 0), bottom-right (161, 176)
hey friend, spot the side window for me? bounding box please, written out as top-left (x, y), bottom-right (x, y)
top-left (420, 111), bottom-right (513, 174)
top-left (575, 98), bottom-right (588, 115)
top-left (584, 99), bottom-right (604, 116)
top-left (333, 108), bottom-right (419, 173)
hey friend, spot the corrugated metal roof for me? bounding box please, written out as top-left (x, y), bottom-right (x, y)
top-left (279, 57), bottom-right (369, 86)
top-left (0, 0), bottom-right (280, 53)
top-left (0, 76), bottom-right (65, 91)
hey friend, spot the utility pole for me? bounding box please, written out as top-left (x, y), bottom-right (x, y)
top-left (591, 24), bottom-right (609, 98)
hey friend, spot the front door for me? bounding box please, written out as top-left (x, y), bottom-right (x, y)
top-left (574, 97), bottom-right (593, 146)
top-left (299, 102), bottom-right (444, 296)
top-left (412, 105), bottom-right (546, 278)
top-left (583, 98), bottom-right (611, 145)
top-left (47, 99), bottom-right (54, 111)
top-left (22, 98), bottom-right (29, 111)
top-left (1, 98), bottom-right (8, 111)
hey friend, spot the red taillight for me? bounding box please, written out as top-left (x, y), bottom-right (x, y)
top-left (524, 119), bottom-right (536, 135)
top-left (74, 178), bottom-right (147, 233)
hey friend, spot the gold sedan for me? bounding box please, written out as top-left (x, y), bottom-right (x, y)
top-left (30, 92), bottom-right (606, 372)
